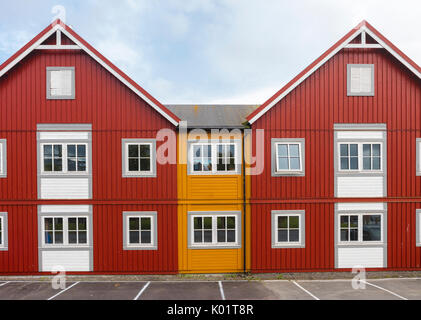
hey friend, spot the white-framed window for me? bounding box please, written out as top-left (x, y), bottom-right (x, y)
top-left (271, 210), bottom-right (305, 248)
top-left (338, 213), bottom-right (382, 244)
top-left (41, 143), bottom-right (88, 174)
top-left (416, 210), bottom-right (421, 247)
top-left (338, 142), bottom-right (382, 172)
top-left (123, 212), bottom-right (157, 250)
top-left (0, 213), bottom-right (7, 250)
top-left (42, 215), bottom-right (89, 247)
top-left (347, 64), bottom-right (374, 96)
top-left (46, 67), bottom-right (75, 99)
top-left (188, 141), bottom-right (241, 174)
top-left (271, 138), bottom-right (305, 176)
top-left (122, 139), bottom-right (156, 177)
top-left (188, 212), bottom-right (241, 248)
top-left (416, 139), bottom-right (421, 176)
top-left (0, 139), bottom-right (6, 178)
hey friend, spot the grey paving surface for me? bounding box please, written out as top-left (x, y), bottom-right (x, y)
top-left (368, 279), bottom-right (421, 300)
top-left (140, 282), bottom-right (222, 300)
top-left (0, 282), bottom-right (75, 300)
top-left (53, 282), bottom-right (147, 300)
top-left (296, 280), bottom-right (401, 300)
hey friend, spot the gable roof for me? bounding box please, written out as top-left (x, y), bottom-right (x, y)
top-left (166, 104), bottom-right (259, 128)
top-left (0, 19), bottom-right (180, 126)
top-left (246, 20), bottom-right (421, 125)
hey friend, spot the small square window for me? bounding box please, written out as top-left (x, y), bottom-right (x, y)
top-left (347, 64), bottom-right (374, 96)
top-left (47, 67), bottom-right (75, 99)
top-left (271, 139), bottom-right (305, 176)
top-left (122, 139), bottom-right (156, 177)
top-left (123, 212), bottom-right (157, 250)
top-left (271, 210), bottom-right (305, 248)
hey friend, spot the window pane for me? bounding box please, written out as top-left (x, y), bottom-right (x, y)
top-left (373, 157), bottom-right (381, 170)
top-left (129, 231), bottom-right (139, 244)
top-left (45, 218), bottom-right (53, 230)
top-left (277, 144), bottom-right (288, 157)
top-left (278, 230), bottom-right (288, 242)
top-left (350, 216), bottom-right (358, 228)
top-left (193, 145), bottom-right (201, 157)
top-left (140, 159), bottom-right (150, 171)
top-left (350, 229), bottom-right (358, 241)
top-left (290, 157), bottom-right (300, 170)
top-left (77, 159), bottom-right (86, 171)
top-left (68, 218), bottom-right (77, 230)
top-left (350, 157), bottom-right (358, 169)
top-left (78, 218), bottom-right (87, 231)
top-left (129, 218), bottom-right (139, 230)
top-left (128, 159), bottom-right (139, 171)
top-left (289, 216), bottom-right (299, 229)
top-left (128, 145), bottom-right (138, 157)
top-left (203, 217), bottom-right (212, 229)
top-left (340, 157), bottom-right (349, 170)
top-left (350, 144), bottom-right (358, 156)
top-left (78, 231), bottom-right (87, 244)
top-left (194, 217), bottom-right (202, 229)
top-left (44, 145), bottom-right (52, 157)
top-left (217, 230), bottom-right (226, 242)
top-left (340, 144), bottom-right (348, 157)
top-left (372, 144), bottom-right (380, 156)
top-left (141, 217), bottom-right (151, 230)
top-left (77, 145), bottom-right (86, 157)
top-left (340, 229), bottom-right (348, 241)
top-left (203, 230), bottom-right (212, 242)
top-left (54, 145), bottom-right (62, 157)
top-left (227, 158), bottom-right (235, 171)
top-left (67, 145), bottom-right (76, 157)
top-left (340, 216), bottom-right (348, 228)
top-left (68, 159), bottom-right (76, 171)
top-left (227, 230), bottom-right (236, 242)
top-left (55, 231), bottom-right (63, 244)
top-left (139, 145), bottom-right (150, 157)
top-left (54, 159), bottom-right (62, 171)
top-left (278, 216), bottom-right (287, 229)
top-left (44, 158), bottom-right (52, 171)
top-left (194, 231), bottom-right (202, 243)
top-left (277, 158), bottom-right (289, 170)
top-left (217, 145), bottom-right (223, 158)
top-left (363, 215), bottom-right (381, 241)
top-left (45, 231), bottom-right (53, 244)
top-left (289, 230), bottom-right (299, 242)
top-left (217, 217), bottom-right (225, 229)
top-left (363, 157), bottom-right (371, 170)
top-left (227, 217), bottom-right (235, 229)
top-left (202, 158), bottom-right (212, 171)
top-left (55, 218), bottom-right (63, 230)
top-left (363, 144), bottom-right (371, 157)
top-left (229, 145), bottom-right (235, 157)
top-left (289, 144), bottom-right (300, 157)
top-left (193, 161), bottom-right (202, 171)
top-left (68, 231), bottom-right (77, 244)
top-left (141, 231), bottom-right (151, 244)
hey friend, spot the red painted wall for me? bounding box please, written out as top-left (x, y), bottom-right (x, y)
top-left (250, 47), bottom-right (421, 272)
top-left (0, 47), bottom-right (178, 273)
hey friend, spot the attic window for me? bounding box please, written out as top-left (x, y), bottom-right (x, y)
top-left (46, 67), bottom-right (75, 99)
top-left (347, 64), bottom-right (374, 96)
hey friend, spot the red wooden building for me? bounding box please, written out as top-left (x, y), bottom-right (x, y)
top-left (246, 20), bottom-right (421, 272)
top-left (0, 20), bottom-right (180, 274)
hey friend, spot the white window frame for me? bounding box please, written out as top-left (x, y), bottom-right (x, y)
top-left (188, 212), bottom-right (241, 249)
top-left (122, 139), bottom-right (157, 177)
top-left (337, 212), bottom-right (383, 245)
top-left (0, 215), bottom-right (4, 249)
top-left (123, 212), bottom-right (157, 250)
top-left (347, 64), bottom-right (374, 96)
top-left (271, 210), bottom-right (305, 248)
top-left (188, 140), bottom-right (241, 175)
top-left (41, 215), bottom-right (89, 248)
top-left (275, 142), bottom-right (303, 172)
top-left (0, 139), bottom-right (6, 178)
top-left (40, 142), bottom-right (89, 175)
top-left (46, 67), bottom-right (75, 99)
top-left (337, 142), bottom-right (383, 173)
top-left (416, 139), bottom-right (421, 176)
top-left (271, 138), bottom-right (305, 176)
top-left (416, 210), bottom-right (421, 247)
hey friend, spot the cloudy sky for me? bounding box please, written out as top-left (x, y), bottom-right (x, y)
top-left (1, 0), bottom-right (421, 104)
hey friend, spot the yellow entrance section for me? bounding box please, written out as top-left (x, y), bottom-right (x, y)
top-left (177, 130), bottom-right (250, 273)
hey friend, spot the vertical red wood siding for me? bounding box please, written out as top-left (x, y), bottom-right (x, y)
top-left (250, 48), bottom-right (421, 272)
top-left (0, 48), bottom-right (178, 273)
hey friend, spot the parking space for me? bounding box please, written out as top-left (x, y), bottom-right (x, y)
top-left (140, 281), bottom-right (222, 300)
top-left (0, 278), bottom-right (417, 300)
top-left (295, 280), bottom-right (401, 300)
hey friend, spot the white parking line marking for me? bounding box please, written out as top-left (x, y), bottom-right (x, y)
top-left (292, 281), bottom-right (320, 300)
top-left (218, 281), bottom-right (226, 300)
top-left (362, 281), bottom-right (408, 300)
top-left (133, 281), bottom-right (150, 300)
top-left (47, 281), bottom-right (80, 300)
top-left (0, 282), bottom-right (10, 287)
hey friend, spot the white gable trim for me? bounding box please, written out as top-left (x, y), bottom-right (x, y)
top-left (248, 26), bottom-right (421, 125)
top-left (0, 24), bottom-right (179, 127)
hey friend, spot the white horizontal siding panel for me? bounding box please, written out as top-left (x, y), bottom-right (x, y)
top-left (337, 247), bottom-right (384, 268)
top-left (40, 178), bottom-right (90, 199)
top-left (40, 205), bottom-right (90, 213)
top-left (39, 132), bottom-right (89, 140)
top-left (337, 176), bottom-right (384, 197)
top-left (337, 131), bottom-right (384, 139)
top-left (337, 202), bottom-right (385, 211)
top-left (41, 250), bottom-right (90, 271)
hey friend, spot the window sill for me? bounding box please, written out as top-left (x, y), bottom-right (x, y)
top-left (272, 171), bottom-right (305, 177)
top-left (272, 243), bottom-right (305, 249)
top-left (188, 244), bottom-right (241, 250)
top-left (123, 245), bottom-right (157, 250)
